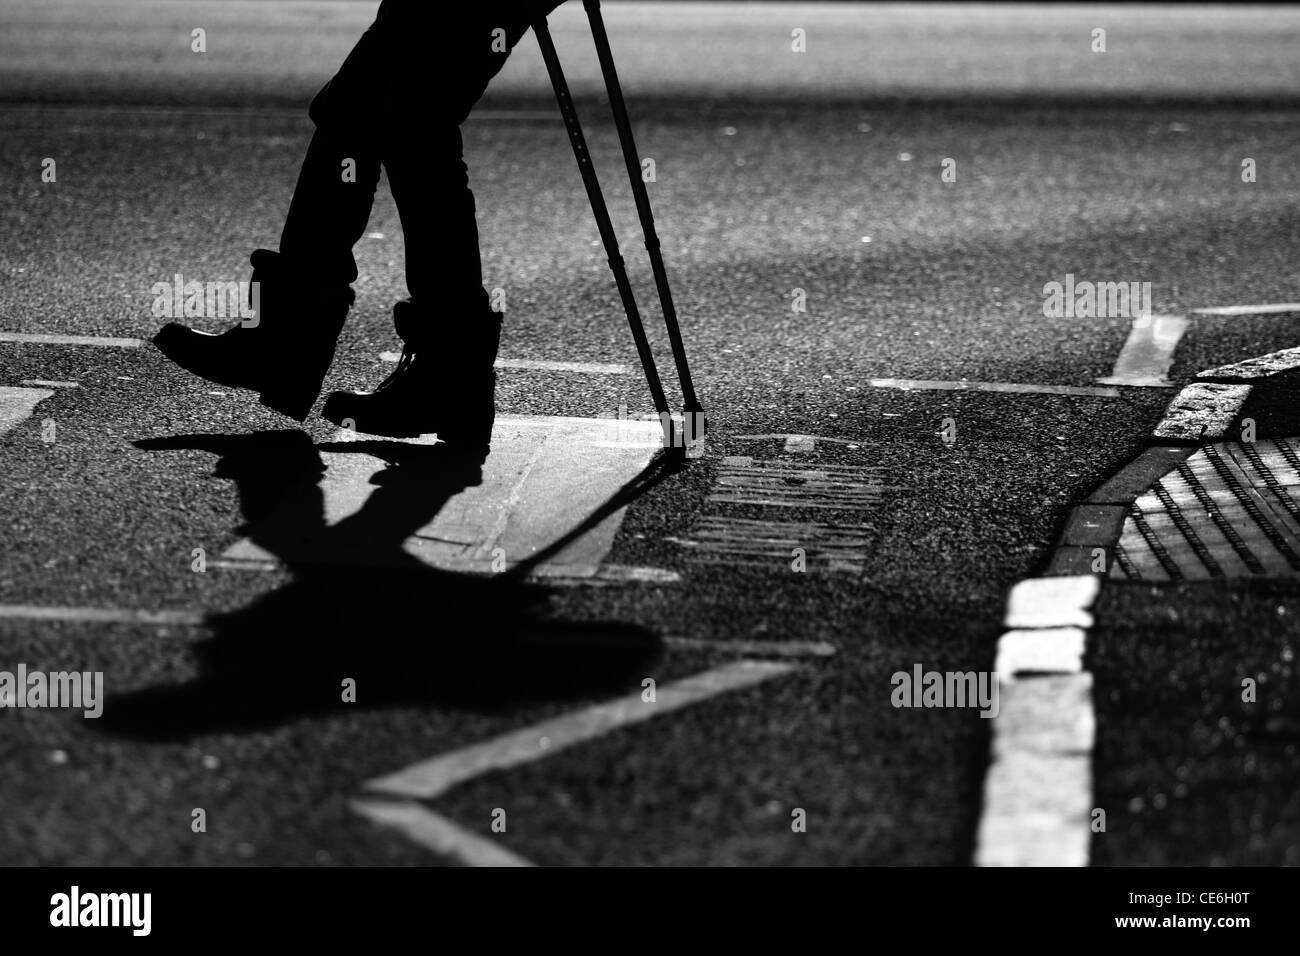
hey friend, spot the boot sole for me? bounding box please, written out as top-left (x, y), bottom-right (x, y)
top-left (154, 328), bottom-right (323, 423)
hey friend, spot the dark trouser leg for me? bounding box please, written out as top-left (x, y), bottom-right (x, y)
top-left (307, 3), bottom-right (525, 323)
top-left (383, 126), bottom-right (490, 322)
top-left (278, 126), bottom-right (381, 285)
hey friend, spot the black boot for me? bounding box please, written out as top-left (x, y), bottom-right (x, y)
top-left (322, 299), bottom-right (500, 453)
top-left (152, 249), bottom-right (354, 421)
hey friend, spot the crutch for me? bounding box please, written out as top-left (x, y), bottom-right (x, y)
top-left (533, 5), bottom-right (706, 455)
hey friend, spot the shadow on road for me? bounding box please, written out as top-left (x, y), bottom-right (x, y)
top-left (98, 429), bottom-right (662, 740)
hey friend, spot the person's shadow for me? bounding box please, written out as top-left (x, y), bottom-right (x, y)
top-left (100, 430), bottom-right (662, 740)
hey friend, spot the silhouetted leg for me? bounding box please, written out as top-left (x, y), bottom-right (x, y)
top-left (278, 126), bottom-right (381, 285)
top-left (384, 127), bottom-right (490, 316)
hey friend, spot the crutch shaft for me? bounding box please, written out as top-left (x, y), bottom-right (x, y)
top-left (582, 0), bottom-right (704, 426)
top-left (533, 17), bottom-right (672, 423)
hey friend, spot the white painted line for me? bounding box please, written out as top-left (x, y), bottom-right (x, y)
top-left (664, 636), bottom-right (837, 658)
top-left (209, 559), bottom-right (282, 572)
top-left (223, 415), bottom-right (664, 577)
top-left (783, 435), bottom-right (816, 453)
top-left (1191, 303), bottom-right (1300, 316)
top-left (589, 564), bottom-right (680, 585)
top-left (0, 104), bottom-right (553, 124)
top-left (734, 434), bottom-right (862, 445)
top-left (1199, 345), bottom-right (1300, 381)
top-left (350, 799), bottom-right (535, 867)
top-left (976, 673), bottom-right (1094, 866)
top-left (1002, 576), bottom-right (1100, 629)
top-left (208, 557), bottom-right (680, 585)
top-left (364, 660), bottom-right (796, 799)
top-left (1095, 314), bottom-right (1188, 387)
top-left (868, 379), bottom-right (1121, 398)
top-left (1152, 382), bottom-right (1252, 441)
top-left (380, 353), bottom-right (627, 374)
top-left (0, 386), bottom-right (54, 436)
top-left (0, 604), bottom-right (205, 626)
top-left (470, 110), bottom-right (556, 122)
top-left (496, 358), bottom-right (628, 375)
top-left (0, 332), bottom-right (142, 348)
top-left (994, 628), bottom-right (1087, 676)
top-left (20, 379), bottom-right (78, 389)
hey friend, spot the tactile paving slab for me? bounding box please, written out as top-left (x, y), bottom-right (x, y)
top-left (1110, 439), bottom-right (1300, 581)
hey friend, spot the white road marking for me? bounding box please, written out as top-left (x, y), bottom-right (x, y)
top-left (0, 332), bottom-right (142, 348)
top-left (1002, 576), bottom-right (1099, 629)
top-left (976, 673), bottom-right (1094, 866)
top-left (364, 660), bottom-right (796, 799)
top-left (1152, 382), bottom-right (1252, 441)
top-left (0, 104), bottom-right (552, 124)
top-left (1191, 303), bottom-right (1300, 316)
top-left (783, 435), bottom-right (816, 453)
top-left (0, 386), bottom-right (54, 436)
top-left (868, 378), bottom-right (1121, 398)
top-left (734, 434), bottom-right (862, 445)
top-left (664, 636), bottom-right (837, 658)
top-left (584, 564), bottom-right (680, 585)
top-left (222, 415), bottom-right (664, 578)
top-left (0, 604), bottom-right (204, 626)
top-left (994, 627), bottom-right (1087, 676)
top-left (20, 379), bottom-right (78, 389)
top-left (208, 557), bottom-right (681, 585)
top-left (980, 573), bottom-right (1101, 866)
top-left (380, 353), bottom-right (627, 374)
top-left (1095, 314), bottom-right (1188, 387)
top-left (349, 800), bottom-right (535, 867)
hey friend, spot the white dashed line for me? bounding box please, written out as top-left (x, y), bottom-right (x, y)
top-left (783, 435), bottom-right (816, 453)
top-left (664, 636), bottom-right (837, 658)
top-left (977, 673), bottom-right (1095, 866)
top-left (380, 353), bottom-right (627, 374)
top-left (1096, 314), bottom-right (1188, 387)
top-left (20, 379), bottom-right (79, 389)
top-left (0, 604), bottom-right (205, 626)
top-left (734, 434), bottom-right (862, 445)
top-left (977, 575), bottom-right (1099, 867)
top-left (1002, 576), bottom-right (1100, 630)
top-left (868, 379), bottom-right (1121, 398)
top-left (0, 332), bottom-right (142, 348)
top-left (994, 627), bottom-right (1087, 676)
top-left (1191, 303), bottom-right (1300, 316)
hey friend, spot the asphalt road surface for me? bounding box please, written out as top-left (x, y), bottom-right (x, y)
top-left (1, 1), bottom-right (1299, 867)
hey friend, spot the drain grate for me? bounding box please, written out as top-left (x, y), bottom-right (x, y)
top-left (671, 456), bottom-right (895, 573)
top-left (669, 516), bottom-right (873, 571)
top-left (706, 459), bottom-right (893, 511)
top-left (1111, 439), bottom-right (1300, 581)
